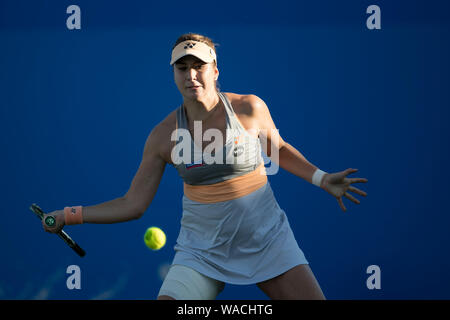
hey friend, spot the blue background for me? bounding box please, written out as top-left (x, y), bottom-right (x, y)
top-left (1, 0), bottom-right (449, 300)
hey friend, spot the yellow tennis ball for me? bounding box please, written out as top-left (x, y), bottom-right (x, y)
top-left (144, 227), bottom-right (166, 250)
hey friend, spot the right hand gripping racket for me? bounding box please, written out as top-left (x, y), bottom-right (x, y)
top-left (30, 203), bottom-right (86, 257)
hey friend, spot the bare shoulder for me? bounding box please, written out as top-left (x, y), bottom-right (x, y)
top-left (222, 92), bottom-right (267, 116)
top-left (221, 92), bottom-right (269, 138)
top-left (156, 108), bottom-right (178, 135)
top-left (145, 108), bottom-right (178, 164)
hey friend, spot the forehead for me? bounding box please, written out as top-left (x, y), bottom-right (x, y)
top-left (174, 55), bottom-right (205, 65)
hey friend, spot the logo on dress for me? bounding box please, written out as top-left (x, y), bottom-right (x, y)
top-left (233, 135), bottom-right (244, 157)
top-left (185, 163), bottom-right (205, 170)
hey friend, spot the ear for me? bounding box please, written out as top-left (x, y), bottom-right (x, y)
top-left (214, 66), bottom-right (219, 80)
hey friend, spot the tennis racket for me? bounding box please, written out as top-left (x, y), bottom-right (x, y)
top-left (30, 203), bottom-right (86, 257)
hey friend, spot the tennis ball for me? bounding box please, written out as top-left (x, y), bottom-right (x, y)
top-left (144, 227), bottom-right (166, 250)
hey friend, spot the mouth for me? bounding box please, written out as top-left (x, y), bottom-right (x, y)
top-left (186, 85), bottom-right (202, 89)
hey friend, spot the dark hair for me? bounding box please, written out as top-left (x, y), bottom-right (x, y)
top-left (172, 33), bottom-right (220, 91)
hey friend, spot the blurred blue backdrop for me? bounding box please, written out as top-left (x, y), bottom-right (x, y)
top-left (1, 0), bottom-right (449, 300)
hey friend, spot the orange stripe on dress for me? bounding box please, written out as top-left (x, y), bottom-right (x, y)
top-left (183, 163), bottom-right (268, 203)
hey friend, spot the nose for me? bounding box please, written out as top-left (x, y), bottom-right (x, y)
top-left (186, 67), bottom-right (198, 81)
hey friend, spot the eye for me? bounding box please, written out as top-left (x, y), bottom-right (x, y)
top-left (177, 66), bottom-right (187, 71)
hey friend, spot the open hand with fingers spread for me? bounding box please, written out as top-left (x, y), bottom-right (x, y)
top-left (320, 168), bottom-right (368, 212)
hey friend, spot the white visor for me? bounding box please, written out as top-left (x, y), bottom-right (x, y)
top-left (170, 40), bottom-right (217, 65)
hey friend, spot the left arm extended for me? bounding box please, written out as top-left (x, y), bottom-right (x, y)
top-left (251, 95), bottom-right (368, 211)
top-left (250, 95), bottom-right (319, 185)
top-left (277, 142), bottom-right (320, 185)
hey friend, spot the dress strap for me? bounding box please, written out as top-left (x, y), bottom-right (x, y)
top-left (218, 92), bottom-right (246, 134)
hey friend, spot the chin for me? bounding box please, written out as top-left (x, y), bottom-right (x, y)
top-left (185, 90), bottom-right (203, 100)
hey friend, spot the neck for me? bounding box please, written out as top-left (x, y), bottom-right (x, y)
top-left (183, 90), bottom-right (221, 122)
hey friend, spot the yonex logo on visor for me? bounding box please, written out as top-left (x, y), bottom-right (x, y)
top-left (170, 40), bottom-right (217, 65)
top-left (184, 42), bottom-right (196, 49)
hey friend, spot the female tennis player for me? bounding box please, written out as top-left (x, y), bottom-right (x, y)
top-left (42, 33), bottom-right (368, 300)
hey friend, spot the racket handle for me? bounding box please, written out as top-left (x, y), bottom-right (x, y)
top-left (58, 230), bottom-right (86, 257)
top-left (31, 204), bottom-right (86, 258)
top-left (67, 240), bottom-right (86, 257)
top-left (73, 244), bottom-right (86, 257)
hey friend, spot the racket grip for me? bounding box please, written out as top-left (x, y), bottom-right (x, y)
top-left (72, 243), bottom-right (86, 257)
top-left (31, 203), bottom-right (86, 258)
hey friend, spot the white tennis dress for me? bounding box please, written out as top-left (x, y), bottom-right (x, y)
top-left (169, 92), bottom-right (308, 285)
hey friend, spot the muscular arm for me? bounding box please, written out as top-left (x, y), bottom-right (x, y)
top-left (82, 125), bottom-right (167, 223)
top-left (277, 142), bottom-right (319, 185)
top-left (250, 95), bottom-right (322, 186)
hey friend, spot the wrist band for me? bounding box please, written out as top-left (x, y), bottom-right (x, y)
top-left (312, 169), bottom-right (327, 187)
top-left (64, 206), bottom-right (83, 225)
